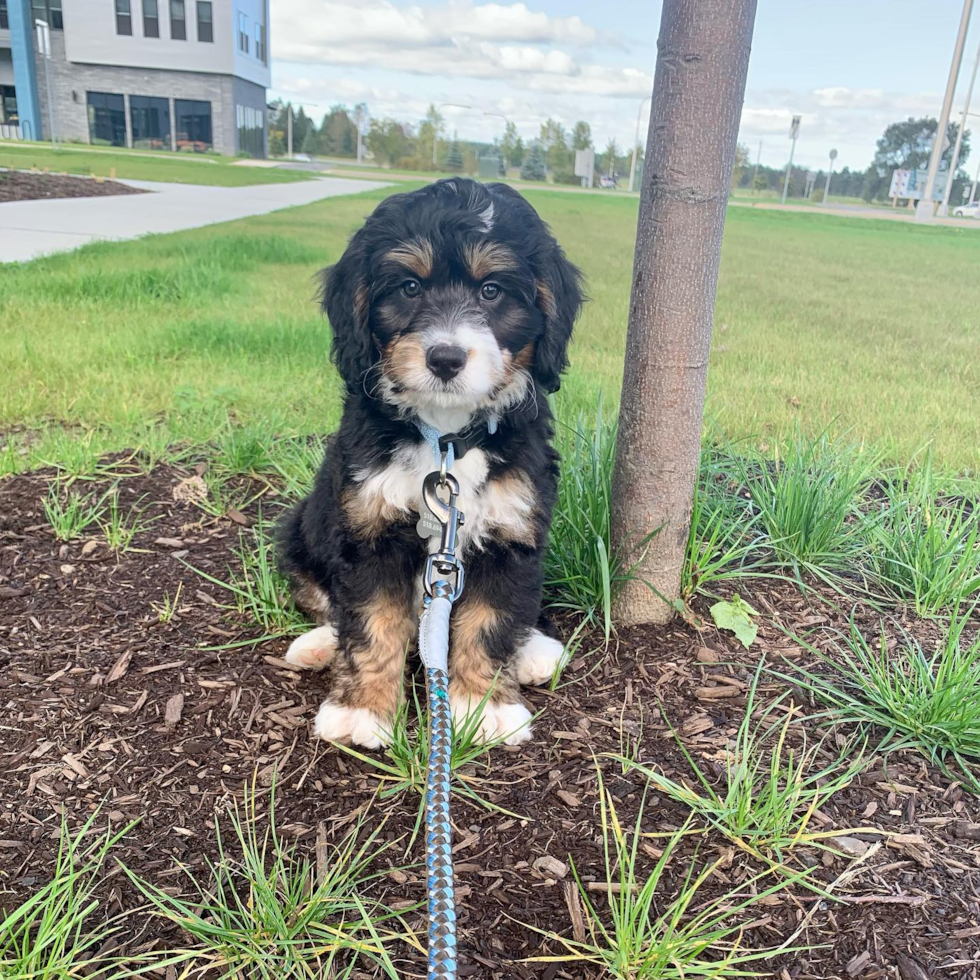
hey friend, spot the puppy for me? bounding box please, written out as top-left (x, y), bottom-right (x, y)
top-left (278, 178), bottom-right (582, 748)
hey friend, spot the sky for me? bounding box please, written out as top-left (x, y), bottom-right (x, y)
top-left (268, 0), bottom-right (980, 176)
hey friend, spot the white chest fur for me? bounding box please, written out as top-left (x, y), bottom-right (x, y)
top-left (353, 441), bottom-right (534, 553)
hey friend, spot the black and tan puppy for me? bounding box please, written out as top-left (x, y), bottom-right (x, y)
top-left (279, 178), bottom-right (582, 748)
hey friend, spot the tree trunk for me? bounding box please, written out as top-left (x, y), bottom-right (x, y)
top-left (611, 0), bottom-right (758, 626)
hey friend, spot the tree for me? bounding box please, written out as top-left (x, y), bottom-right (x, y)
top-left (731, 142), bottom-right (751, 190)
top-left (418, 104), bottom-right (445, 170)
top-left (301, 126), bottom-right (320, 156)
top-left (512, 136), bottom-right (525, 168)
top-left (520, 141), bottom-right (547, 181)
top-left (872, 116), bottom-right (967, 175)
top-left (291, 106), bottom-right (313, 154)
top-left (366, 118), bottom-right (415, 167)
top-left (604, 138), bottom-right (619, 175)
top-left (320, 105), bottom-right (358, 158)
top-left (571, 121), bottom-right (593, 151)
top-left (500, 121), bottom-right (522, 169)
top-left (446, 135), bottom-right (464, 172)
top-left (611, 0), bottom-right (758, 625)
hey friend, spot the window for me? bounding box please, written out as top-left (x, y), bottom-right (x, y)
top-left (258, 24), bottom-right (266, 63)
top-left (142, 0), bottom-right (159, 37)
top-left (1, 0), bottom-right (9, 29)
top-left (0, 85), bottom-right (18, 125)
top-left (237, 103), bottom-right (264, 158)
top-left (130, 95), bottom-right (170, 149)
top-left (114, 0), bottom-right (131, 34)
top-left (87, 91), bottom-right (126, 146)
top-left (237, 11), bottom-right (249, 53)
top-left (195, 0), bottom-right (212, 41)
top-left (169, 0), bottom-right (185, 39)
top-left (30, 0), bottom-right (63, 28)
top-left (175, 98), bottom-right (211, 151)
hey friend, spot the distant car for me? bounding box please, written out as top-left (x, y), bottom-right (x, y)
top-left (293, 153), bottom-right (313, 162)
top-left (952, 201), bottom-right (980, 218)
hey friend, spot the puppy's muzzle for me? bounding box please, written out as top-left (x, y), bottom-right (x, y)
top-left (426, 344), bottom-right (468, 381)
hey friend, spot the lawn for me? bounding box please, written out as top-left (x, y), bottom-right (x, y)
top-left (4, 181), bottom-right (980, 979)
top-left (2, 183), bottom-right (979, 474)
top-left (0, 141), bottom-right (313, 185)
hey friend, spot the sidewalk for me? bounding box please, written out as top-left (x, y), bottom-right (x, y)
top-left (0, 175), bottom-right (390, 263)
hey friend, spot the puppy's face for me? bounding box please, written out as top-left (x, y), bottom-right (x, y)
top-left (323, 179), bottom-right (582, 416)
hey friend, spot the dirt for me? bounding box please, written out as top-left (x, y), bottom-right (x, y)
top-left (0, 170), bottom-right (146, 203)
top-left (2, 459), bottom-right (980, 979)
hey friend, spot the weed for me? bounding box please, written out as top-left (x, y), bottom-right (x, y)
top-left (619, 664), bottom-right (867, 865)
top-left (99, 489), bottom-right (157, 551)
top-left (42, 483), bottom-right (104, 541)
top-left (212, 421), bottom-right (279, 477)
top-left (269, 435), bottom-right (326, 499)
top-left (779, 611), bottom-right (980, 791)
top-left (524, 771), bottom-right (808, 978)
top-left (125, 779), bottom-right (408, 979)
top-left (863, 458), bottom-right (980, 617)
top-left (151, 581), bottom-right (183, 624)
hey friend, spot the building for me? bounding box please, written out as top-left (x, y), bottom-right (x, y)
top-left (0, 0), bottom-right (270, 156)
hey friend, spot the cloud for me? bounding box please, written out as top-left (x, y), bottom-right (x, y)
top-left (813, 87), bottom-right (886, 109)
top-left (270, 0), bottom-right (647, 98)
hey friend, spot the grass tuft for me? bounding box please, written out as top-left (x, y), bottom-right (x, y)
top-left (42, 483), bottom-right (105, 541)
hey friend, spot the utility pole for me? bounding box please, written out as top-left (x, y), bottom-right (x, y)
top-left (821, 148), bottom-right (837, 205)
top-left (751, 138), bottom-right (762, 194)
top-left (611, 0), bottom-right (758, 625)
top-left (34, 18), bottom-right (58, 148)
top-left (781, 115), bottom-right (800, 204)
top-left (940, 36), bottom-right (980, 215)
top-left (917, 0), bottom-right (974, 221)
top-left (629, 96), bottom-right (650, 192)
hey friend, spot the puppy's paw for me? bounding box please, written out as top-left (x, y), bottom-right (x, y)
top-left (285, 625), bottom-right (338, 670)
top-left (451, 696), bottom-right (532, 746)
top-left (313, 700), bottom-right (391, 749)
top-left (514, 629), bottom-right (565, 686)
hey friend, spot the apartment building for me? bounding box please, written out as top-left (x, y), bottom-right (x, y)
top-left (0, 0), bottom-right (270, 156)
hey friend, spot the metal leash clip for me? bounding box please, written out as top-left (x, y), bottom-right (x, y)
top-left (422, 465), bottom-right (465, 602)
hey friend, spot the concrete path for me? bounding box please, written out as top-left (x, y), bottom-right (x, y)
top-left (0, 175), bottom-right (390, 263)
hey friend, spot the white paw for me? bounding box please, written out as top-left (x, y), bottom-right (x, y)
top-left (285, 625), bottom-right (338, 670)
top-left (514, 630), bottom-right (565, 686)
top-left (451, 697), bottom-right (532, 746)
top-left (313, 700), bottom-right (391, 749)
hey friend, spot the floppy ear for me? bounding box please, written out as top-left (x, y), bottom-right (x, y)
top-left (321, 234), bottom-right (374, 392)
top-left (533, 244), bottom-right (584, 393)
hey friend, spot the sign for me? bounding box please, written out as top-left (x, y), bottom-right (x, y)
top-left (574, 148), bottom-right (595, 188)
top-left (789, 115), bottom-right (801, 140)
top-left (889, 168), bottom-right (949, 202)
top-left (829, 148), bottom-right (838, 162)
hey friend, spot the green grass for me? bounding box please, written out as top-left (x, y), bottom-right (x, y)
top-left (3, 186), bottom-right (980, 475)
top-left (525, 771), bottom-right (809, 978)
top-left (0, 142), bottom-right (313, 185)
top-left (42, 483), bottom-right (105, 541)
top-left (619, 663), bottom-right (867, 867)
top-left (781, 611), bottom-right (980, 790)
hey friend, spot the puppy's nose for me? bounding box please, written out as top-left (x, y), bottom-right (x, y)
top-left (426, 344), bottom-right (468, 381)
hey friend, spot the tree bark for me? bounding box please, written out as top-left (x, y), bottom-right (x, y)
top-left (611, 0), bottom-right (758, 625)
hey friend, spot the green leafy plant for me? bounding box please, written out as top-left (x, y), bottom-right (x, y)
top-left (42, 483), bottom-right (105, 541)
top-left (125, 779), bottom-right (408, 978)
top-left (618, 665), bottom-right (867, 866)
top-left (709, 594), bottom-right (759, 649)
top-left (524, 771), bottom-right (809, 978)
top-left (777, 611), bottom-right (980, 791)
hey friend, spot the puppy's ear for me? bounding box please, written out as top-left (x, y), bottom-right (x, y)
top-left (533, 244), bottom-right (583, 393)
top-left (321, 235), bottom-right (374, 391)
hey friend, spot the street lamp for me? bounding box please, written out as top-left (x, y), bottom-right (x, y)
top-left (940, 36), bottom-right (980, 215)
top-left (433, 103), bottom-right (472, 167)
top-left (628, 96), bottom-right (650, 192)
top-left (821, 148), bottom-right (837, 206)
top-left (917, 0), bottom-right (974, 221)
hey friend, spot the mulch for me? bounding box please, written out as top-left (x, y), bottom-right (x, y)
top-left (0, 170), bottom-right (146, 203)
top-left (2, 457), bottom-right (980, 979)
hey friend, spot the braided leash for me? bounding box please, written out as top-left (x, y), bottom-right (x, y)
top-left (418, 465), bottom-right (465, 980)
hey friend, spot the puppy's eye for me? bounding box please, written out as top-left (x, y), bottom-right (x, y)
top-left (480, 282), bottom-right (501, 301)
top-left (402, 279), bottom-right (422, 298)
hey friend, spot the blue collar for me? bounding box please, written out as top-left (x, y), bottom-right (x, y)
top-left (414, 416), bottom-right (499, 468)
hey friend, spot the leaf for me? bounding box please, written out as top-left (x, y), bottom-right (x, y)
top-left (709, 594), bottom-right (758, 649)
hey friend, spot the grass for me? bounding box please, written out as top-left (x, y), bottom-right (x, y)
top-left (126, 779), bottom-right (408, 979)
top-left (98, 489), bottom-right (156, 551)
top-left (525, 771), bottom-right (809, 978)
top-left (2, 185), bottom-right (980, 474)
top-left (42, 483), bottom-right (104, 541)
top-left (0, 141), bottom-right (312, 185)
top-left (0, 811), bottom-right (135, 979)
top-left (782, 611), bottom-right (980, 790)
top-left (618, 664), bottom-right (867, 866)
